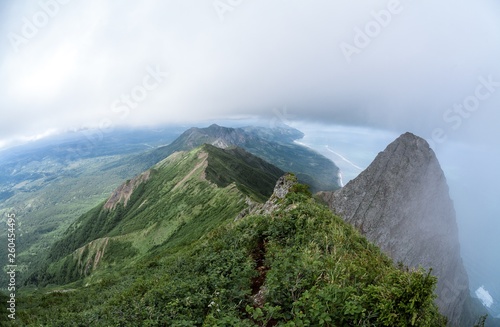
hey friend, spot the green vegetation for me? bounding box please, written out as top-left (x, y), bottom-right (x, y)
top-left (13, 175), bottom-right (446, 325)
top-left (0, 128), bottom-right (182, 287)
top-left (0, 154), bottom-right (161, 287)
top-left (1, 141), bottom-right (453, 326)
top-left (203, 145), bottom-right (284, 202)
top-left (0, 124), bottom-right (338, 287)
top-left (26, 145), bottom-right (283, 286)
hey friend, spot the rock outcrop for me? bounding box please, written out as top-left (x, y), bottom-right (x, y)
top-left (104, 170), bottom-right (151, 210)
top-left (236, 173), bottom-right (297, 220)
top-left (318, 132), bottom-right (472, 326)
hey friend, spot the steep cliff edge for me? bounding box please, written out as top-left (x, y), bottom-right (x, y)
top-left (318, 132), bottom-right (474, 326)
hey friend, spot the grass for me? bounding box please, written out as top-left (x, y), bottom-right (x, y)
top-left (6, 187), bottom-right (447, 326)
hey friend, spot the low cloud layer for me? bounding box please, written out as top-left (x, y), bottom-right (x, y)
top-left (1, 0), bottom-right (499, 148)
top-left (476, 286), bottom-right (494, 308)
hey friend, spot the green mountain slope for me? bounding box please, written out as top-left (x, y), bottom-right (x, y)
top-left (27, 144), bottom-right (284, 286)
top-left (0, 124), bottom-right (337, 288)
top-left (137, 124), bottom-right (341, 192)
top-left (11, 174), bottom-right (447, 326)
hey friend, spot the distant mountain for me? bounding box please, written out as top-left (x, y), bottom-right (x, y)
top-left (318, 132), bottom-right (484, 326)
top-left (137, 124), bottom-right (341, 192)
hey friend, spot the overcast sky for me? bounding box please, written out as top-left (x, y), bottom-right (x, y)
top-left (1, 0), bottom-right (500, 148)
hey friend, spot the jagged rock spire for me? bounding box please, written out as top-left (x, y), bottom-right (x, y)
top-left (319, 132), bottom-right (472, 325)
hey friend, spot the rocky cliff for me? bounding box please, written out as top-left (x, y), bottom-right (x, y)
top-left (318, 132), bottom-right (473, 326)
top-left (235, 173), bottom-right (297, 221)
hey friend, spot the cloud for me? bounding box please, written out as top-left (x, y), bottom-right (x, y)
top-left (0, 0), bottom-right (499, 148)
top-left (476, 286), bottom-right (494, 308)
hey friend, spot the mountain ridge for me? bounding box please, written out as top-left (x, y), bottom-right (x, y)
top-left (12, 152), bottom-right (448, 326)
top-left (0, 123), bottom-right (338, 289)
top-left (140, 124), bottom-right (341, 192)
top-left (28, 144), bottom-right (284, 285)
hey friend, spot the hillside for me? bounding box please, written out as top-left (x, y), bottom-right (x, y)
top-left (8, 173), bottom-right (447, 326)
top-left (26, 144), bottom-right (284, 286)
top-left (0, 124), bottom-right (329, 287)
top-left (0, 127), bottom-right (182, 287)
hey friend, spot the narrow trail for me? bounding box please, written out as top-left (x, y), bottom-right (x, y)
top-left (250, 238), bottom-right (278, 327)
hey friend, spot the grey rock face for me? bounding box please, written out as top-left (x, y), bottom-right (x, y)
top-left (318, 132), bottom-right (471, 326)
top-left (236, 173), bottom-right (297, 220)
top-left (259, 173), bottom-right (296, 214)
